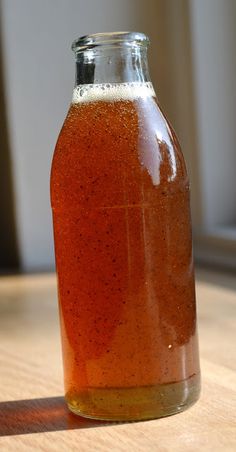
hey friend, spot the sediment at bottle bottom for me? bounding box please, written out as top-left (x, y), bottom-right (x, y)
top-left (66, 373), bottom-right (200, 421)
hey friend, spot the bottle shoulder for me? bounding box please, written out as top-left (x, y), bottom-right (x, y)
top-left (51, 95), bottom-right (188, 202)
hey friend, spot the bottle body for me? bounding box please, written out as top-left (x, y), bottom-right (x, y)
top-left (51, 33), bottom-right (200, 420)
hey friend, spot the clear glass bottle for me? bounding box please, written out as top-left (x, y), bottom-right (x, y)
top-left (50, 31), bottom-right (200, 421)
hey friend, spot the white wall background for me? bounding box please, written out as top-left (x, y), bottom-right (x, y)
top-left (188, 0), bottom-right (236, 268)
top-left (190, 0), bottom-right (236, 230)
top-left (1, 0), bottom-right (159, 271)
top-left (3, 0), bottom-right (234, 271)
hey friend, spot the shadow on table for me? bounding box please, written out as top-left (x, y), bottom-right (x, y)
top-left (0, 396), bottom-right (112, 436)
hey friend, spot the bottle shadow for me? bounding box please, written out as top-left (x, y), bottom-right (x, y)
top-left (0, 396), bottom-right (111, 436)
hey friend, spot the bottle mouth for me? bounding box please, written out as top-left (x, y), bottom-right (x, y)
top-left (72, 31), bottom-right (150, 53)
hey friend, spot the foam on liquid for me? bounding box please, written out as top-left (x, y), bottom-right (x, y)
top-left (72, 82), bottom-right (155, 104)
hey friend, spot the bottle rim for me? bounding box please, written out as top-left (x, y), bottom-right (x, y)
top-left (72, 31), bottom-right (150, 53)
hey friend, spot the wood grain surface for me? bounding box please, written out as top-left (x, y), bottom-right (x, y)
top-left (0, 268), bottom-right (235, 451)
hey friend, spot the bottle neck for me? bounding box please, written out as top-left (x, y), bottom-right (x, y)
top-left (75, 45), bottom-right (151, 85)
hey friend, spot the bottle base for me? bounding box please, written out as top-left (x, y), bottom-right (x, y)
top-left (66, 373), bottom-right (200, 421)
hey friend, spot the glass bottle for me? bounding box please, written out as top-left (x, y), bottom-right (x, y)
top-left (50, 31), bottom-right (200, 421)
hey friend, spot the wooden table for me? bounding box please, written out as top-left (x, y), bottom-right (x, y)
top-left (0, 269), bottom-right (235, 451)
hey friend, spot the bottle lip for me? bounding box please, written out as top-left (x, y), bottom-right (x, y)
top-left (72, 31), bottom-right (150, 53)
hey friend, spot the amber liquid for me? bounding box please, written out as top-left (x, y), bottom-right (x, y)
top-left (51, 87), bottom-right (200, 420)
